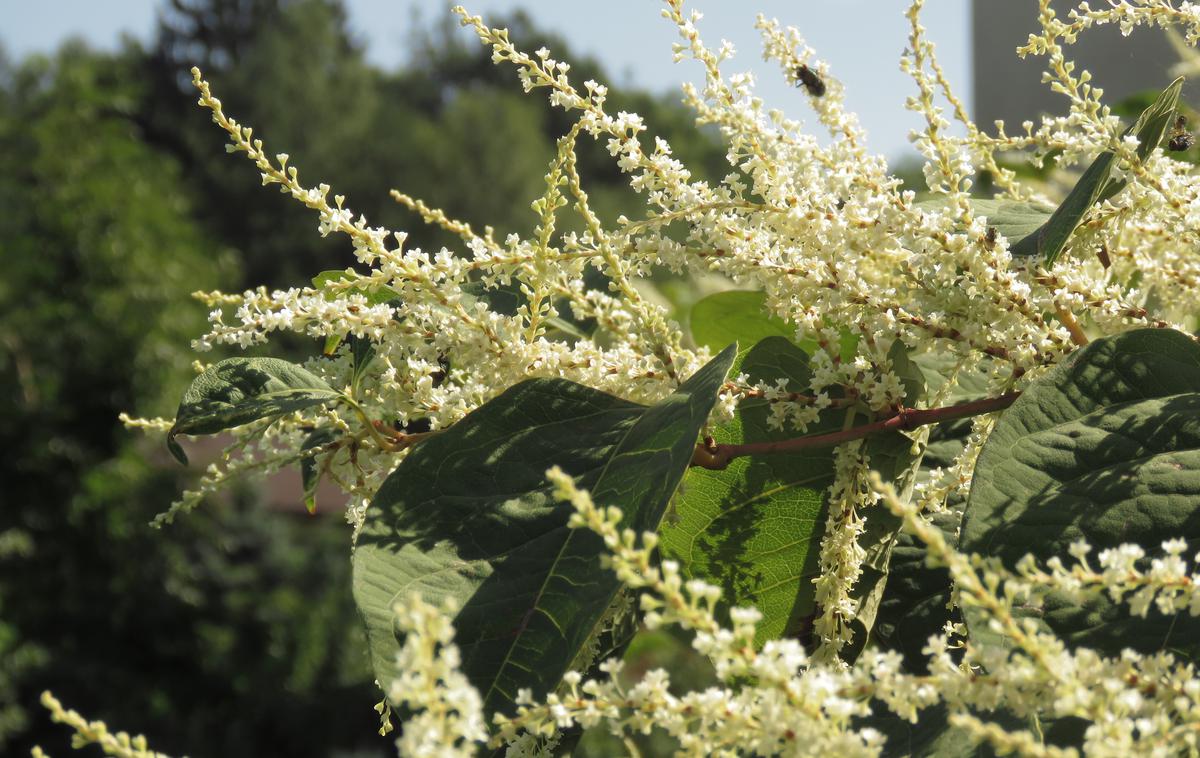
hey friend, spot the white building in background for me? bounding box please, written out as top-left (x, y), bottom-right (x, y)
top-left (972, 0), bottom-right (1196, 129)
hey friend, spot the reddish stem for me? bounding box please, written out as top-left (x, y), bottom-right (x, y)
top-left (690, 392), bottom-right (1021, 470)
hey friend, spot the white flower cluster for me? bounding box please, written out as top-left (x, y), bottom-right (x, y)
top-left (872, 476), bottom-right (1200, 758)
top-left (381, 470), bottom-right (1200, 756)
top-left (125, 0), bottom-right (1200, 752)
top-left (496, 467), bottom-right (890, 757)
top-left (387, 596), bottom-right (489, 758)
top-left (1015, 538), bottom-right (1200, 619)
top-left (141, 0), bottom-right (1200, 532)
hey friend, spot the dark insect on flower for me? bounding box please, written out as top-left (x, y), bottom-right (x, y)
top-left (1169, 114), bottom-right (1195, 152)
top-left (1096, 244), bottom-right (1111, 269)
top-left (430, 353), bottom-right (450, 388)
top-left (795, 64), bottom-right (826, 98)
top-left (984, 226), bottom-right (998, 249)
top-left (399, 417), bottom-right (433, 435)
top-left (1170, 133), bottom-right (1194, 151)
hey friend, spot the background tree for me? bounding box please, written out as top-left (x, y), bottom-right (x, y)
top-left (0, 2), bottom-right (725, 756)
top-left (0, 39), bottom-right (386, 757)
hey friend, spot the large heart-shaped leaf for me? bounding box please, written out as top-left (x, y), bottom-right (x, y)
top-left (1010, 78), bottom-right (1182, 264)
top-left (352, 345), bottom-right (735, 718)
top-left (661, 337), bottom-right (836, 645)
top-left (167, 357), bottom-right (342, 464)
top-left (961, 328), bottom-right (1200, 656)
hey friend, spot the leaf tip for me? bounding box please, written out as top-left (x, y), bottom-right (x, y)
top-left (166, 431), bottom-right (188, 466)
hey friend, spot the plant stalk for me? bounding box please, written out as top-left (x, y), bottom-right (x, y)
top-left (690, 391), bottom-right (1021, 470)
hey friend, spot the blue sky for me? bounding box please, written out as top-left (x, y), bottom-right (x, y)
top-left (1, 1), bottom-right (970, 162)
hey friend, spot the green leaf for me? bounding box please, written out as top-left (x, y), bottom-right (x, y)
top-left (300, 427), bottom-right (341, 514)
top-left (311, 269), bottom-right (398, 306)
top-left (348, 334), bottom-right (375, 395)
top-left (961, 328), bottom-right (1200, 656)
top-left (872, 508), bottom-right (959, 673)
top-left (916, 198), bottom-right (1053, 246)
top-left (167, 358), bottom-right (342, 464)
top-left (1112, 89), bottom-right (1161, 120)
top-left (870, 691), bottom-right (1083, 756)
top-left (542, 316), bottom-right (589, 341)
top-left (661, 337), bottom-right (836, 645)
top-left (913, 351), bottom-right (993, 405)
top-left (166, 436), bottom-right (188, 468)
top-left (970, 199), bottom-right (1055, 242)
top-left (312, 271), bottom-right (398, 355)
top-left (352, 345), bottom-right (736, 719)
top-left (461, 281), bottom-right (589, 341)
top-left (840, 436), bottom-right (912, 663)
top-left (690, 290), bottom-right (794, 367)
top-left (1111, 76), bottom-right (1184, 176)
top-left (460, 279), bottom-right (522, 316)
top-left (887, 339), bottom-right (927, 407)
top-left (690, 290), bottom-right (857, 368)
top-left (321, 333), bottom-right (344, 357)
top-left (1009, 151), bottom-right (1114, 264)
top-left (873, 388), bottom-right (973, 671)
top-left (1010, 78), bottom-right (1182, 265)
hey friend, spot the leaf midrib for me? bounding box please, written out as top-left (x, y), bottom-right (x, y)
top-left (685, 472), bottom-right (828, 561)
top-left (478, 394), bottom-right (658, 711)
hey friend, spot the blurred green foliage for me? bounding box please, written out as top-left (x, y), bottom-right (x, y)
top-left (0, 1), bottom-right (724, 755)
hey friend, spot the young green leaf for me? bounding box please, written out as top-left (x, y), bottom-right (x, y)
top-left (962, 328), bottom-right (1200, 657)
top-left (348, 334), bottom-right (375, 396)
top-left (321, 333), bottom-right (345, 357)
top-left (690, 290), bottom-right (795, 365)
top-left (916, 198), bottom-right (1053, 245)
top-left (167, 357), bottom-right (342, 464)
top-left (351, 345), bottom-right (736, 720)
top-left (690, 290), bottom-right (858, 369)
top-left (311, 269), bottom-right (399, 306)
top-left (311, 271), bottom-right (399, 355)
top-left (300, 427), bottom-right (341, 513)
top-left (1009, 78), bottom-right (1183, 264)
top-left (661, 337), bottom-right (835, 646)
